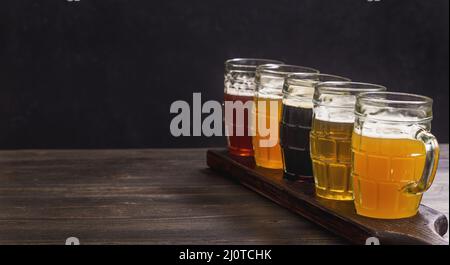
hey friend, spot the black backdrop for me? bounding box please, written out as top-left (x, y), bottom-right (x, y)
top-left (0, 0), bottom-right (448, 149)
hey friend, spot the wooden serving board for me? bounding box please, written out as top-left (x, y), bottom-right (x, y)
top-left (207, 149), bottom-right (449, 245)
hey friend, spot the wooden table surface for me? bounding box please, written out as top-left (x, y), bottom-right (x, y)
top-left (0, 145), bottom-right (448, 245)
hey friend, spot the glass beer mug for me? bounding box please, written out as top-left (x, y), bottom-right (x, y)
top-left (253, 64), bottom-right (319, 169)
top-left (280, 73), bottom-right (350, 180)
top-left (352, 92), bottom-right (440, 219)
top-left (224, 58), bottom-right (283, 156)
top-left (310, 82), bottom-right (386, 200)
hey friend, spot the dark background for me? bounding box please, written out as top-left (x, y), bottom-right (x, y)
top-left (0, 0), bottom-right (448, 149)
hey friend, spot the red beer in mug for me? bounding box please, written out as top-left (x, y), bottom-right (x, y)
top-left (224, 92), bottom-right (253, 156)
top-left (224, 58), bottom-right (283, 156)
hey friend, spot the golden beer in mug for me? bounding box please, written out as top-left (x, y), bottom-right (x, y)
top-left (253, 64), bottom-right (319, 169)
top-left (310, 82), bottom-right (386, 200)
top-left (352, 92), bottom-right (439, 219)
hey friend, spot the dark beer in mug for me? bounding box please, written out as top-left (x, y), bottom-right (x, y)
top-left (280, 101), bottom-right (314, 179)
top-left (280, 74), bottom-right (350, 181)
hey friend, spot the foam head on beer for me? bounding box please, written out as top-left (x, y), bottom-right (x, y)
top-left (310, 82), bottom-right (387, 201)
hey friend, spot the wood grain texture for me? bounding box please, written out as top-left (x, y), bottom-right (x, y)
top-left (0, 146), bottom-right (447, 245)
top-left (0, 149), bottom-right (344, 245)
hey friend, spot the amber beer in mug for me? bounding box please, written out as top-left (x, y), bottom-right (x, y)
top-left (280, 73), bottom-right (350, 180)
top-left (253, 64), bottom-right (319, 169)
top-left (224, 58), bottom-right (283, 156)
top-left (310, 82), bottom-right (386, 200)
top-left (352, 92), bottom-right (439, 219)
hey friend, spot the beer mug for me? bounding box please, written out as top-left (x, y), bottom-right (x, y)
top-left (224, 58), bottom-right (283, 156)
top-left (310, 82), bottom-right (386, 200)
top-left (352, 92), bottom-right (440, 219)
top-left (253, 64), bottom-right (319, 169)
top-left (281, 73), bottom-right (350, 180)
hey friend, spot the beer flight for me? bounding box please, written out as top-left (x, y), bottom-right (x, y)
top-left (224, 58), bottom-right (440, 220)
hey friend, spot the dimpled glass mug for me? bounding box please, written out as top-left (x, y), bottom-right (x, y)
top-left (280, 73), bottom-right (350, 181)
top-left (352, 92), bottom-right (440, 219)
top-left (224, 58), bottom-right (284, 157)
top-left (310, 82), bottom-right (387, 200)
top-left (253, 64), bottom-right (319, 169)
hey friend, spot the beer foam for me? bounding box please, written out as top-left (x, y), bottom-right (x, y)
top-left (224, 74), bottom-right (256, 93)
top-left (354, 121), bottom-right (419, 139)
top-left (283, 98), bottom-right (313, 109)
top-left (314, 107), bottom-right (354, 123)
top-left (362, 111), bottom-right (427, 122)
top-left (257, 89), bottom-right (283, 100)
top-left (287, 85), bottom-right (315, 96)
top-left (257, 95), bottom-right (282, 100)
top-left (226, 88), bottom-right (254, 97)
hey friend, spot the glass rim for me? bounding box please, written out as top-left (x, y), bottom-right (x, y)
top-left (257, 64), bottom-right (319, 76)
top-left (225, 58), bottom-right (284, 71)
top-left (357, 91), bottom-right (433, 105)
top-left (315, 81), bottom-right (387, 94)
top-left (286, 73), bottom-right (350, 84)
top-left (355, 92), bottom-right (433, 122)
top-left (283, 73), bottom-right (350, 99)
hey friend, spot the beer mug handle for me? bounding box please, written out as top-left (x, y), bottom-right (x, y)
top-left (402, 126), bottom-right (440, 195)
